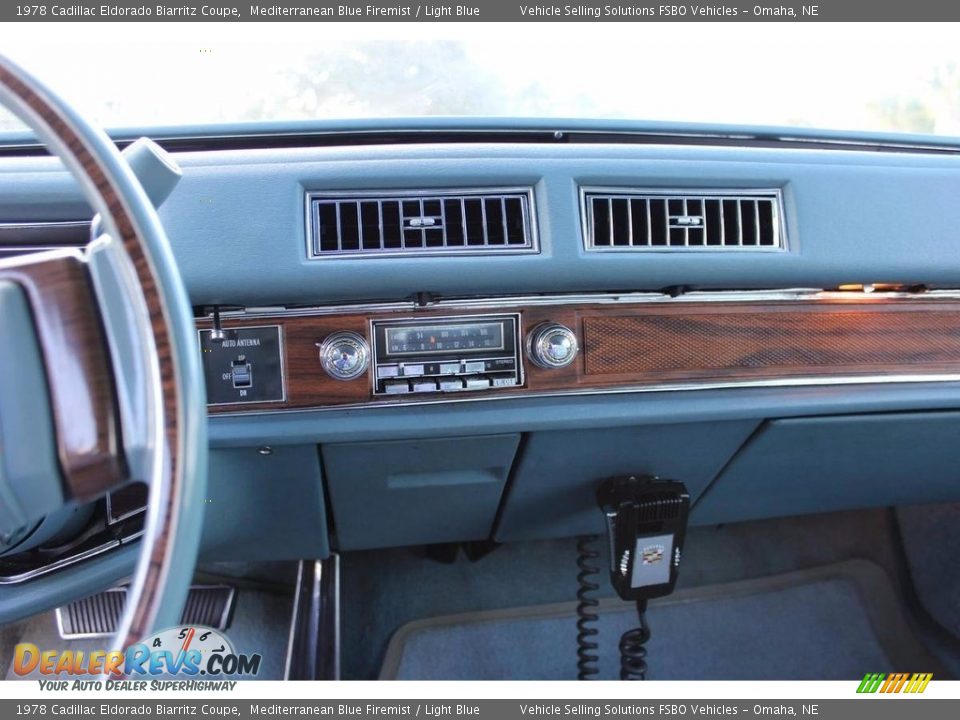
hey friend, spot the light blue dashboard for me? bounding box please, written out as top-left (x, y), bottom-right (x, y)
top-left (3, 121), bottom-right (960, 596)
top-left (3, 137), bottom-right (960, 307)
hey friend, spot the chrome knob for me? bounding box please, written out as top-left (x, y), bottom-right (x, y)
top-left (527, 322), bottom-right (578, 369)
top-left (317, 331), bottom-right (369, 380)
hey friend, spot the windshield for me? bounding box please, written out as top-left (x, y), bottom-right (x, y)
top-left (2, 23), bottom-right (959, 138)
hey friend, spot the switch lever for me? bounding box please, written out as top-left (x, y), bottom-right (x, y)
top-left (231, 356), bottom-right (252, 388)
top-left (210, 306), bottom-right (226, 344)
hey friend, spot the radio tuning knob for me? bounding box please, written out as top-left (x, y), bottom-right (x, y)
top-left (317, 331), bottom-right (370, 380)
top-left (527, 322), bottom-right (578, 369)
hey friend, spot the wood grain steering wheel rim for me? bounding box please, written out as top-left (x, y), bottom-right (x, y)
top-left (0, 55), bottom-right (207, 651)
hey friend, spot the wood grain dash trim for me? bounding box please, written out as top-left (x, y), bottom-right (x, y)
top-left (0, 252), bottom-right (124, 498)
top-left (201, 298), bottom-right (960, 413)
top-left (582, 302), bottom-right (960, 383)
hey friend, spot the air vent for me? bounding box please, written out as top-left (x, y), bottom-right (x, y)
top-left (307, 189), bottom-right (536, 258)
top-left (582, 189), bottom-right (785, 251)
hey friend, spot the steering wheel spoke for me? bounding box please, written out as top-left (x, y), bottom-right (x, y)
top-left (0, 248), bottom-right (126, 502)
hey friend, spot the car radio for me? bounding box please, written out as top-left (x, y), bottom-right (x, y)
top-left (369, 314), bottom-right (522, 395)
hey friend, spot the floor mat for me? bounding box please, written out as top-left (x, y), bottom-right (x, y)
top-left (343, 508), bottom-right (907, 679)
top-left (380, 559), bottom-right (939, 680)
top-left (897, 503), bottom-right (960, 638)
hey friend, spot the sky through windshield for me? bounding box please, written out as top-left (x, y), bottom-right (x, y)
top-left (2, 23), bottom-right (959, 138)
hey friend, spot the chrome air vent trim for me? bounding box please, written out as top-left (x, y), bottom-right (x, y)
top-left (580, 188), bottom-right (786, 252)
top-left (306, 188), bottom-right (538, 259)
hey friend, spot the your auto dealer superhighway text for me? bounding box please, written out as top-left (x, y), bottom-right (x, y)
top-left (39, 5), bottom-right (241, 16)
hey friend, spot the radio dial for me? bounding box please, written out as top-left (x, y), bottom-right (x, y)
top-left (527, 322), bottom-right (578, 369)
top-left (318, 331), bottom-right (370, 380)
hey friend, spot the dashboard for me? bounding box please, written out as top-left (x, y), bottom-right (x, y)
top-left (139, 136), bottom-right (960, 420)
top-left (5, 121), bottom-right (960, 599)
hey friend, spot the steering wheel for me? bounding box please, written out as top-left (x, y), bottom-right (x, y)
top-left (0, 55), bottom-right (207, 651)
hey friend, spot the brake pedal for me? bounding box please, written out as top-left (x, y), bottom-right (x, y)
top-left (56, 585), bottom-right (235, 639)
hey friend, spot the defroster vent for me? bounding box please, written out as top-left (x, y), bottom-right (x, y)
top-left (307, 188), bottom-right (537, 258)
top-left (582, 189), bottom-right (785, 251)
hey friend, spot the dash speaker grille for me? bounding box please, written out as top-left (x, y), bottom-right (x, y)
top-left (583, 306), bottom-right (960, 379)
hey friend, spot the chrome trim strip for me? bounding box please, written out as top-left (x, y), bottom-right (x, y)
top-left (283, 561), bottom-right (306, 681)
top-left (218, 584), bottom-right (237, 630)
top-left (0, 220), bottom-right (90, 230)
top-left (0, 526), bottom-right (144, 585)
top-left (205, 288), bottom-right (960, 321)
top-left (329, 554), bottom-right (340, 681)
top-left (283, 557), bottom-right (339, 681)
top-left (0, 539), bottom-right (120, 585)
top-left (304, 186), bottom-right (539, 260)
top-left (0, 245), bottom-right (80, 253)
top-left (0, 245), bottom-right (83, 271)
top-left (6, 123), bottom-right (960, 156)
top-left (0, 220), bottom-right (93, 233)
top-left (579, 187), bottom-right (787, 253)
top-left (211, 373), bottom-right (960, 418)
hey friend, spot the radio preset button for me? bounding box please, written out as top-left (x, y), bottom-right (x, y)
top-left (464, 376), bottom-right (492, 390)
top-left (383, 380), bottom-right (410, 394)
top-left (439, 362), bottom-right (461, 375)
top-left (439, 378), bottom-right (465, 391)
top-left (463, 361), bottom-right (486, 373)
top-left (401, 364), bottom-right (425, 377)
top-left (412, 380), bottom-right (439, 393)
top-left (378, 366), bottom-right (400, 378)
